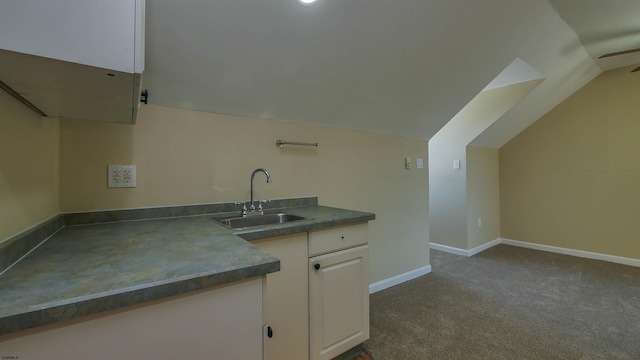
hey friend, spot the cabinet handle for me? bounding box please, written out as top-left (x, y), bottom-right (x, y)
top-left (267, 326), bottom-right (273, 338)
top-left (314, 263), bottom-right (321, 270)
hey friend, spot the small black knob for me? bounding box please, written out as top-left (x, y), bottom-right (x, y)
top-left (314, 263), bottom-right (321, 270)
top-left (267, 326), bottom-right (273, 338)
top-left (341, 236), bottom-right (345, 239)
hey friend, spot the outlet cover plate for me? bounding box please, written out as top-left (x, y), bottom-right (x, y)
top-left (108, 164), bottom-right (136, 188)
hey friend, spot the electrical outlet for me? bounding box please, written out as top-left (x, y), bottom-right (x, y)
top-left (108, 165), bottom-right (136, 188)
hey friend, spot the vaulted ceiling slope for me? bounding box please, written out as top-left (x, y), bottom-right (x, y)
top-left (549, 0), bottom-right (640, 72)
top-left (143, 0), bottom-right (639, 146)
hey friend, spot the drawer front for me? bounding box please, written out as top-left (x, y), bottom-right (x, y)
top-left (309, 223), bottom-right (368, 257)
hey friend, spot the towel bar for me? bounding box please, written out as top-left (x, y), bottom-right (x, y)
top-left (276, 139), bottom-right (318, 149)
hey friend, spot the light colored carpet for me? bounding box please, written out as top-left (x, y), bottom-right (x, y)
top-left (365, 244), bottom-right (640, 359)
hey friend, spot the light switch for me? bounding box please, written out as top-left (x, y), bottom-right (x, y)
top-left (453, 159), bottom-right (461, 170)
top-left (405, 157), bottom-right (412, 170)
top-left (416, 158), bottom-right (424, 169)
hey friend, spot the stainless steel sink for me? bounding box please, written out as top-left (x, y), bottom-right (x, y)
top-left (211, 213), bottom-right (308, 229)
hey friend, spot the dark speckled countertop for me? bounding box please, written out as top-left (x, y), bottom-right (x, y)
top-left (0, 200), bottom-right (374, 336)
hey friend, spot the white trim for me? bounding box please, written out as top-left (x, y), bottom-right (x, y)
top-left (430, 238), bottom-right (502, 257)
top-left (431, 238), bottom-right (640, 267)
top-left (468, 238), bottom-right (502, 256)
top-left (429, 242), bottom-right (469, 256)
top-left (369, 265), bottom-right (432, 294)
top-left (371, 239), bottom-right (640, 295)
top-left (500, 238), bottom-right (640, 268)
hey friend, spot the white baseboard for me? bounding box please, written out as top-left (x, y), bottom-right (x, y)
top-left (430, 238), bottom-right (640, 267)
top-left (430, 238), bottom-right (502, 257)
top-left (468, 238), bottom-right (502, 256)
top-left (369, 265), bottom-right (432, 294)
top-left (429, 242), bottom-right (469, 256)
top-left (500, 238), bottom-right (640, 268)
top-left (385, 238), bottom-right (640, 294)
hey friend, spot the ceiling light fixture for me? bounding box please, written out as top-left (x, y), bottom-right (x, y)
top-left (296, 0), bottom-right (318, 6)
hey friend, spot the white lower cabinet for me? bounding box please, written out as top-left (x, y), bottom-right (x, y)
top-left (254, 233), bottom-right (309, 360)
top-left (255, 223), bottom-right (370, 360)
top-left (0, 224), bottom-right (370, 360)
top-left (0, 278), bottom-right (264, 359)
top-left (309, 245), bottom-right (369, 360)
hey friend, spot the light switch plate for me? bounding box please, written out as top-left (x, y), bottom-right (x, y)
top-left (453, 159), bottom-right (461, 170)
top-left (108, 165), bottom-right (136, 188)
top-left (416, 158), bottom-right (424, 169)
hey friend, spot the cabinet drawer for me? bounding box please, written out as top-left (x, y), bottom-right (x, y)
top-left (309, 223), bottom-right (368, 257)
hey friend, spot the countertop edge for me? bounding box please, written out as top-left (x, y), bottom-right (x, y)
top-left (236, 214), bottom-right (376, 241)
top-left (0, 261), bottom-right (279, 336)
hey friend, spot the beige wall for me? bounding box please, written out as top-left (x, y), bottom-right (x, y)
top-left (428, 142), bottom-right (467, 249)
top-left (466, 146), bottom-right (500, 249)
top-left (500, 65), bottom-right (640, 259)
top-left (429, 80), bottom-right (540, 250)
top-left (59, 105), bottom-right (430, 283)
top-left (0, 91), bottom-right (59, 242)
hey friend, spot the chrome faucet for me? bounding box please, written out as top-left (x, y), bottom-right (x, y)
top-left (249, 168), bottom-right (272, 214)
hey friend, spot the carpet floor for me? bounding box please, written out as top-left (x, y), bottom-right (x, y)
top-left (364, 244), bottom-right (640, 359)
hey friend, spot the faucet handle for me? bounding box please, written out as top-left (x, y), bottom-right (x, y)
top-left (257, 199), bottom-right (271, 212)
top-left (234, 201), bottom-right (248, 216)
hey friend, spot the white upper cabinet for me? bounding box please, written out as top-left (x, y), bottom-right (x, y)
top-left (0, 0), bottom-right (144, 73)
top-left (0, 0), bottom-right (145, 124)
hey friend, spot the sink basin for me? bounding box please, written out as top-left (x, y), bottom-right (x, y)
top-left (211, 213), bottom-right (309, 229)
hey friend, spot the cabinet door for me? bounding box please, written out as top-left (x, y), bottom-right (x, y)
top-left (309, 245), bottom-right (369, 360)
top-left (254, 234), bottom-right (309, 360)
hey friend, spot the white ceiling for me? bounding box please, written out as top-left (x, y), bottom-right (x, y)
top-left (549, 0), bottom-right (640, 71)
top-left (143, 0), bottom-right (640, 147)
